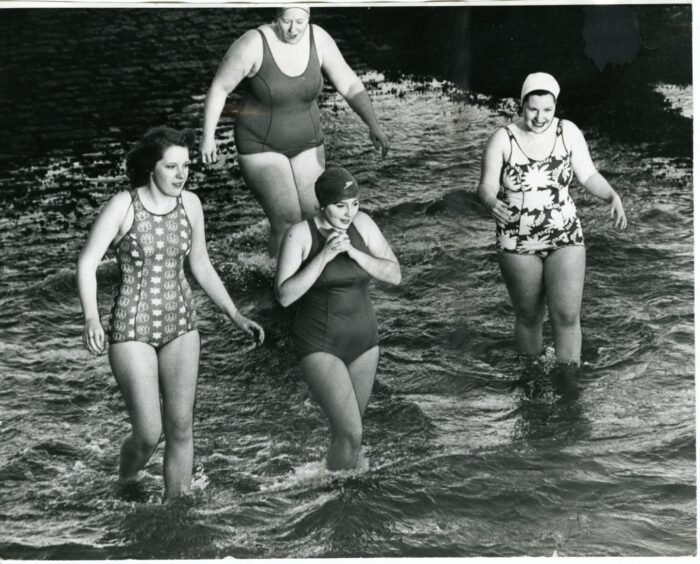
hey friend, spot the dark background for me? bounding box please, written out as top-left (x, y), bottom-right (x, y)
top-left (0, 4), bottom-right (691, 164)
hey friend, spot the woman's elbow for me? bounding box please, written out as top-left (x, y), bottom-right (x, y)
top-left (274, 284), bottom-right (296, 308)
top-left (76, 251), bottom-right (96, 277)
top-left (388, 265), bottom-right (402, 286)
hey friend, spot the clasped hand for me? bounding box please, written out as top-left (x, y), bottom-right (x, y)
top-left (323, 229), bottom-right (353, 260)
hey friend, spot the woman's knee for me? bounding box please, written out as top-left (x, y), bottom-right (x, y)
top-left (332, 420), bottom-right (363, 451)
top-left (550, 307), bottom-right (581, 329)
top-left (515, 307), bottom-right (545, 328)
top-left (163, 415), bottom-right (194, 445)
top-left (131, 424), bottom-right (162, 453)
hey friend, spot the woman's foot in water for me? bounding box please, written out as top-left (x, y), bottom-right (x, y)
top-left (551, 361), bottom-right (580, 399)
top-left (511, 352), bottom-right (544, 398)
top-left (115, 477), bottom-right (150, 503)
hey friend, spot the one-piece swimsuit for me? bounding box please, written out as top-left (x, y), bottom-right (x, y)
top-left (234, 25), bottom-right (324, 158)
top-left (108, 190), bottom-right (197, 348)
top-left (292, 219), bottom-right (379, 364)
top-left (497, 118), bottom-right (584, 258)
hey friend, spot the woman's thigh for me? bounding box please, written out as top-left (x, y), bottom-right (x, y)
top-left (498, 252), bottom-right (546, 318)
top-left (347, 346), bottom-right (379, 419)
top-left (109, 341), bottom-right (161, 434)
top-left (157, 331), bottom-right (201, 428)
top-left (238, 151), bottom-right (303, 226)
top-left (300, 352), bottom-right (362, 431)
top-left (544, 245), bottom-right (586, 320)
top-left (289, 144), bottom-right (325, 217)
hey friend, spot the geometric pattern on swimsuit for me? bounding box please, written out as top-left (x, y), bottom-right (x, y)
top-left (497, 118), bottom-right (584, 258)
top-left (108, 190), bottom-right (197, 349)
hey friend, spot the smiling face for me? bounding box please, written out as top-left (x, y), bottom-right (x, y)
top-left (276, 7), bottom-right (310, 44)
top-left (322, 197), bottom-right (360, 231)
top-left (521, 93), bottom-right (557, 134)
top-left (151, 145), bottom-right (190, 197)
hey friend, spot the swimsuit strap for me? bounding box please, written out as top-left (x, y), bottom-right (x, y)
top-left (256, 28), bottom-right (273, 63)
top-left (256, 26), bottom-right (317, 78)
top-left (555, 118), bottom-right (570, 155)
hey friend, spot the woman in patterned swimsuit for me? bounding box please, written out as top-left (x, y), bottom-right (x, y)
top-left (478, 73), bottom-right (627, 394)
top-left (77, 126), bottom-right (264, 499)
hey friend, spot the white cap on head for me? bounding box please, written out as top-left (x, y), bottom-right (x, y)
top-left (520, 72), bottom-right (560, 104)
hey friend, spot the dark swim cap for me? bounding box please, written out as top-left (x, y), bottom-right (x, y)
top-left (315, 167), bottom-right (360, 206)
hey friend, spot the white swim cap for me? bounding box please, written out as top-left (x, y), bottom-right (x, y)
top-left (520, 72), bottom-right (560, 104)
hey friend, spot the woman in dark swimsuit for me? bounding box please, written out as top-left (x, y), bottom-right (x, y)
top-left (275, 167), bottom-right (401, 470)
top-left (200, 5), bottom-right (390, 256)
top-left (478, 72), bottom-right (627, 395)
top-left (77, 126), bottom-right (264, 499)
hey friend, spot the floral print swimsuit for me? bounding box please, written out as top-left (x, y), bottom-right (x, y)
top-left (496, 118), bottom-right (584, 258)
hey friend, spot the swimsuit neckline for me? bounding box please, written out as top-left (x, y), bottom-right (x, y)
top-left (259, 25), bottom-right (314, 79)
top-left (134, 188), bottom-right (179, 217)
top-left (507, 118), bottom-right (561, 163)
top-left (310, 215), bottom-right (356, 239)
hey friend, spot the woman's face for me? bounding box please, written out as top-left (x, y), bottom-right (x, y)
top-left (323, 197), bottom-right (360, 231)
top-left (151, 145), bottom-right (190, 197)
top-left (276, 8), bottom-right (310, 44)
top-left (522, 93), bottom-right (556, 134)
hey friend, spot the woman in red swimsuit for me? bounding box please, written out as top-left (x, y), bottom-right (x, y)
top-left (77, 126), bottom-right (264, 499)
top-left (478, 73), bottom-right (627, 395)
top-left (200, 5), bottom-right (390, 256)
top-left (275, 167), bottom-right (401, 470)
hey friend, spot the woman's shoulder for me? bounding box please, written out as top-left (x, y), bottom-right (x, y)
top-left (230, 27), bottom-right (264, 54)
top-left (105, 189), bottom-right (134, 212)
top-left (352, 210), bottom-right (376, 229)
top-left (180, 189), bottom-right (203, 213)
top-left (288, 218), bottom-right (313, 237)
top-left (310, 24), bottom-right (334, 48)
top-left (559, 118), bottom-right (581, 135)
top-left (558, 118), bottom-right (585, 145)
top-left (352, 211), bottom-right (382, 239)
top-left (484, 125), bottom-right (512, 152)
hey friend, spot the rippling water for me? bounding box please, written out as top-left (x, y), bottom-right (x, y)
top-left (0, 7), bottom-right (694, 558)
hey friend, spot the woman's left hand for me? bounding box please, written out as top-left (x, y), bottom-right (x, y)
top-left (610, 193), bottom-right (628, 230)
top-left (233, 312), bottom-right (265, 346)
top-left (370, 127), bottom-right (390, 158)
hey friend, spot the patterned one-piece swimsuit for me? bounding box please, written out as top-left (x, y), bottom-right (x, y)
top-left (497, 119), bottom-right (584, 258)
top-left (108, 190), bottom-right (197, 349)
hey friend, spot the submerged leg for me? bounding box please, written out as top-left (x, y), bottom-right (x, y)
top-left (300, 352), bottom-right (364, 471)
top-left (109, 342), bottom-right (162, 482)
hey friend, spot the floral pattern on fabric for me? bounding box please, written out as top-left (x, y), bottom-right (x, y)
top-left (496, 120), bottom-right (584, 257)
top-left (108, 190), bottom-right (197, 348)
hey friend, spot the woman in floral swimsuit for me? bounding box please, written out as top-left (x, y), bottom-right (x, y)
top-left (478, 72), bottom-right (627, 395)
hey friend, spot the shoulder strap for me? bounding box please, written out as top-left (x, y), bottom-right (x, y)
top-left (555, 118), bottom-right (570, 155)
top-left (129, 189), bottom-right (140, 210)
top-left (256, 28), bottom-right (272, 62)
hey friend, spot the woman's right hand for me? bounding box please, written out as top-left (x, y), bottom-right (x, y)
top-left (321, 230), bottom-right (352, 262)
top-left (200, 137), bottom-right (218, 164)
top-left (484, 196), bottom-right (511, 224)
top-left (83, 318), bottom-right (105, 356)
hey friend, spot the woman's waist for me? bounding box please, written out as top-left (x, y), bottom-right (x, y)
top-left (296, 286), bottom-right (373, 315)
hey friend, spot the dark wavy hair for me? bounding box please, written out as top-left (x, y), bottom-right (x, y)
top-left (521, 89), bottom-right (558, 110)
top-left (125, 126), bottom-right (196, 188)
